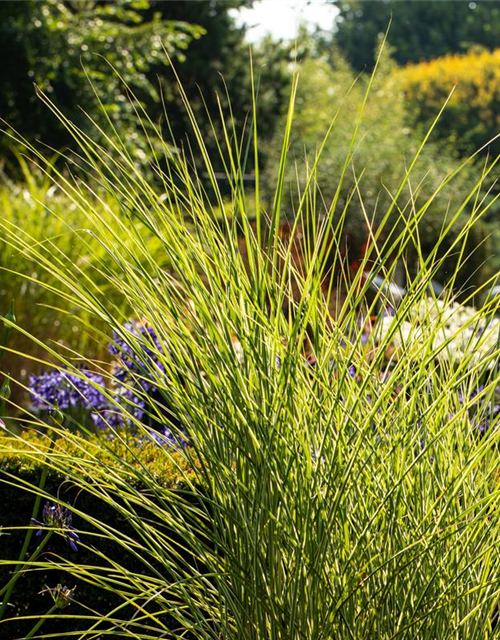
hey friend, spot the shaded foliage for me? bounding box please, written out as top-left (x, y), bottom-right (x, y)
top-left (0, 0), bottom-right (202, 163)
top-left (148, 1), bottom-right (291, 174)
top-left (0, 431), bottom-right (199, 640)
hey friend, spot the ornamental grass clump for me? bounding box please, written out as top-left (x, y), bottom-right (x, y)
top-left (2, 53), bottom-right (500, 638)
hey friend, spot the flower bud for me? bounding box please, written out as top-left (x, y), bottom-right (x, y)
top-left (4, 302), bottom-right (16, 325)
top-left (39, 584), bottom-right (76, 609)
top-left (49, 403), bottom-right (64, 425)
top-left (0, 379), bottom-right (11, 400)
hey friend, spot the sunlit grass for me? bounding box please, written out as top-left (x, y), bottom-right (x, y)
top-left (1, 52), bottom-right (500, 638)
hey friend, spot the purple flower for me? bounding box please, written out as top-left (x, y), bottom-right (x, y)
top-left (108, 321), bottom-right (185, 437)
top-left (29, 371), bottom-right (70, 409)
top-left (458, 384), bottom-right (500, 437)
top-left (90, 408), bottom-right (124, 430)
top-left (32, 502), bottom-right (80, 552)
top-left (108, 321), bottom-right (169, 421)
top-left (29, 320), bottom-right (192, 452)
top-left (139, 426), bottom-right (189, 450)
top-left (30, 369), bottom-right (107, 413)
top-left (328, 361), bottom-right (357, 380)
top-left (417, 434), bottom-right (435, 464)
top-left (109, 321), bottom-right (165, 379)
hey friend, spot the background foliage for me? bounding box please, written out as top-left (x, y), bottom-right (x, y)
top-left (0, 158), bottom-right (170, 410)
top-left (264, 51), bottom-right (491, 290)
top-left (328, 0), bottom-right (500, 70)
top-left (0, 0), bottom-right (205, 164)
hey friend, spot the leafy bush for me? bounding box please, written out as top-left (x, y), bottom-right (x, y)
top-left (0, 0), bottom-right (203, 164)
top-left (395, 47), bottom-right (500, 156)
top-left (329, 0), bottom-right (500, 71)
top-left (0, 429), bottom-right (196, 487)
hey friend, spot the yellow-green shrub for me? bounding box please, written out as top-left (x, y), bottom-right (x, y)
top-left (0, 429), bottom-right (198, 488)
top-left (0, 430), bottom-right (200, 638)
top-left (395, 48), bottom-right (500, 154)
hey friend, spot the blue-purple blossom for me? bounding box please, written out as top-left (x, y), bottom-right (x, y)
top-left (30, 321), bottom-right (191, 450)
top-left (108, 320), bottom-right (190, 447)
top-left (108, 320), bottom-right (168, 421)
top-left (90, 408), bottom-right (125, 430)
top-left (328, 361), bottom-right (357, 379)
top-left (416, 430), bottom-right (435, 463)
top-left (109, 321), bottom-right (165, 379)
top-left (32, 502), bottom-right (80, 552)
top-left (30, 369), bottom-right (107, 412)
top-left (29, 368), bottom-right (125, 431)
top-left (141, 426), bottom-right (189, 449)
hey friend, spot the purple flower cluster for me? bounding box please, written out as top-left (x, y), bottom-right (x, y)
top-left (29, 368), bottom-right (120, 429)
top-left (109, 321), bottom-right (165, 379)
top-left (30, 369), bottom-right (106, 411)
top-left (109, 321), bottom-right (189, 447)
top-left (90, 408), bottom-right (124, 430)
top-left (28, 320), bottom-right (192, 449)
top-left (109, 321), bottom-right (167, 422)
top-left (141, 426), bottom-right (190, 449)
